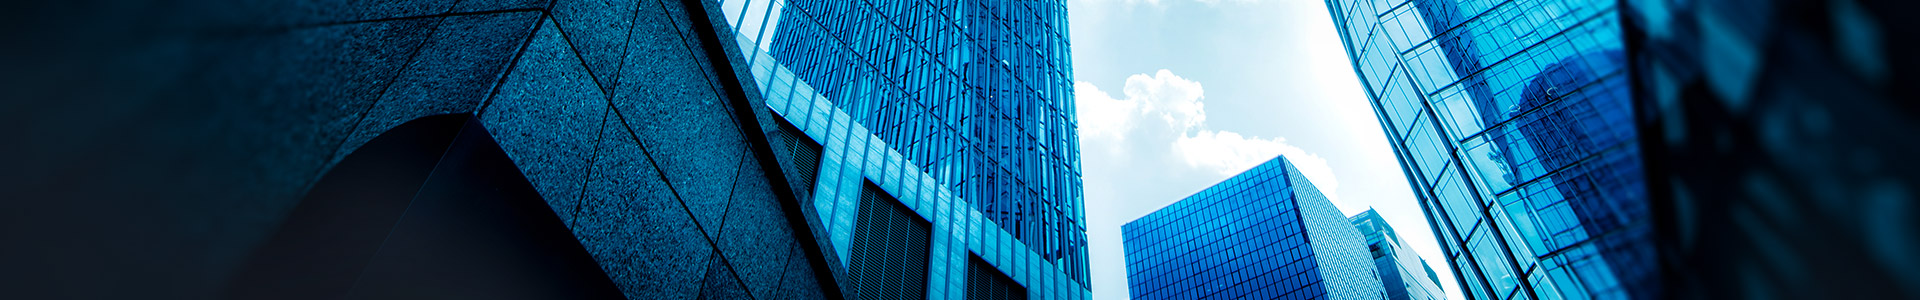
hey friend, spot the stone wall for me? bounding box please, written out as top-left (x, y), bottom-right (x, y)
top-left (0, 1), bottom-right (829, 299)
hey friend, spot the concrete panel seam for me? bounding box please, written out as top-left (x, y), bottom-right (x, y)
top-left (712, 144), bottom-right (755, 237)
top-left (646, 0), bottom-right (747, 135)
top-left (567, 107), bottom-right (614, 228)
top-left (605, 102), bottom-right (761, 300)
top-left (473, 11), bottom-right (550, 115)
top-left (302, 17), bottom-right (450, 199)
top-left (537, 8), bottom-right (634, 106)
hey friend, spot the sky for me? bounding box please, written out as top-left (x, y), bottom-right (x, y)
top-left (1065, 0), bottom-right (1465, 299)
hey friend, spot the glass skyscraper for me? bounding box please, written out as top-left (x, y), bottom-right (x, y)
top-left (1122, 157), bottom-right (1385, 300)
top-left (719, 0), bottom-right (1090, 298)
top-left (1351, 209), bottom-right (1447, 300)
top-left (1326, 0), bottom-right (1658, 298)
top-left (720, 0), bottom-right (1088, 286)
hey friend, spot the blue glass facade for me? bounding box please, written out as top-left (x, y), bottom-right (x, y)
top-left (1122, 157), bottom-right (1385, 300)
top-left (738, 33), bottom-right (1092, 298)
top-left (1351, 209), bottom-right (1447, 300)
top-left (1325, 0), bottom-right (1658, 299)
top-left (718, 0), bottom-right (1087, 286)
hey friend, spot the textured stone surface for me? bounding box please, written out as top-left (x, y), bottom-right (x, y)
top-left (718, 152), bottom-right (802, 298)
top-left (575, 114), bottom-right (713, 299)
top-left (1, 0), bottom-right (829, 298)
top-left (275, 0), bottom-right (457, 24)
top-left (698, 250), bottom-right (755, 300)
top-left (338, 10), bottom-right (542, 158)
top-left (551, 0), bottom-right (642, 93)
top-left (450, 0), bottom-right (551, 13)
top-left (615, 0), bottom-right (748, 240)
top-left (480, 17), bottom-right (609, 227)
top-left (652, 0), bottom-right (720, 85)
top-left (777, 244), bottom-right (831, 300)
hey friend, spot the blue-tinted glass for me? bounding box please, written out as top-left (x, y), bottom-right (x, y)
top-left (1329, 0), bottom-right (1656, 297)
top-left (1351, 209), bottom-right (1450, 300)
top-left (720, 0), bottom-right (1088, 286)
top-left (1122, 158), bottom-right (1385, 300)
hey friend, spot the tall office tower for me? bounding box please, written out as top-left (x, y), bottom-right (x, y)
top-left (740, 0), bottom-right (1089, 286)
top-left (1325, 0), bottom-right (1658, 298)
top-left (1351, 209), bottom-right (1448, 300)
top-left (722, 0), bottom-right (1091, 298)
top-left (1626, 0), bottom-right (1920, 298)
top-left (1122, 157), bottom-right (1385, 300)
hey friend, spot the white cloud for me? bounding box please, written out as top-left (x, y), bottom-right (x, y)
top-left (1077, 69), bottom-right (1341, 200)
top-left (1174, 130), bottom-right (1339, 196)
top-left (1074, 81), bottom-right (1140, 143)
top-left (1126, 70), bottom-right (1207, 132)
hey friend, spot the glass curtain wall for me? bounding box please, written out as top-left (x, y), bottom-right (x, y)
top-left (719, 0), bottom-right (1088, 286)
top-left (1324, 0), bottom-right (1658, 299)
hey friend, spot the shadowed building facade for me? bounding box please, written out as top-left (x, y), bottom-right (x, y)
top-left (1, 0), bottom-right (844, 298)
top-left (1351, 209), bottom-right (1447, 300)
top-left (1325, 0), bottom-right (1657, 299)
top-left (1122, 157), bottom-right (1385, 300)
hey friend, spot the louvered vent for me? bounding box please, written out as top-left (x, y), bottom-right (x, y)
top-left (849, 182), bottom-right (931, 300)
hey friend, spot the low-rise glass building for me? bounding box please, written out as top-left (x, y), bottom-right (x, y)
top-left (1122, 157), bottom-right (1385, 300)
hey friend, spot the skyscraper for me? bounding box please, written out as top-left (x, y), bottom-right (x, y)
top-left (720, 0), bottom-right (1091, 298)
top-left (1325, 0), bottom-right (1659, 298)
top-left (1351, 209), bottom-right (1447, 300)
top-left (1122, 157), bottom-right (1385, 300)
top-left (723, 0), bottom-right (1090, 285)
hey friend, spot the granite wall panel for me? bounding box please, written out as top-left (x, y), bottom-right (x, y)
top-left (612, 0), bottom-right (751, 241)
top-left (698, 250), bottom-right (756, 299)
top-left (451, 0), bottom-right (553, 14)
top-left (2, 0), bottom-right (831, 298)
top-left (718, 151), bottom-right (804, 297)
top-left (479, 17), bottom-right (610, 227)
top-left (551, 0), bottom-right (644, 92)
top-left (778, 243), bottom-right (834, 300)
top-left (337, 11), bottom-right (542, 157)
top-left (575, 110), bottom-right (716, 299)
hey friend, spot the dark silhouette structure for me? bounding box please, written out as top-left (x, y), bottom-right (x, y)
top-left (231, 114), bottom-right (624, 300)
top-left (0, 0), bottom-right (838, 299)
